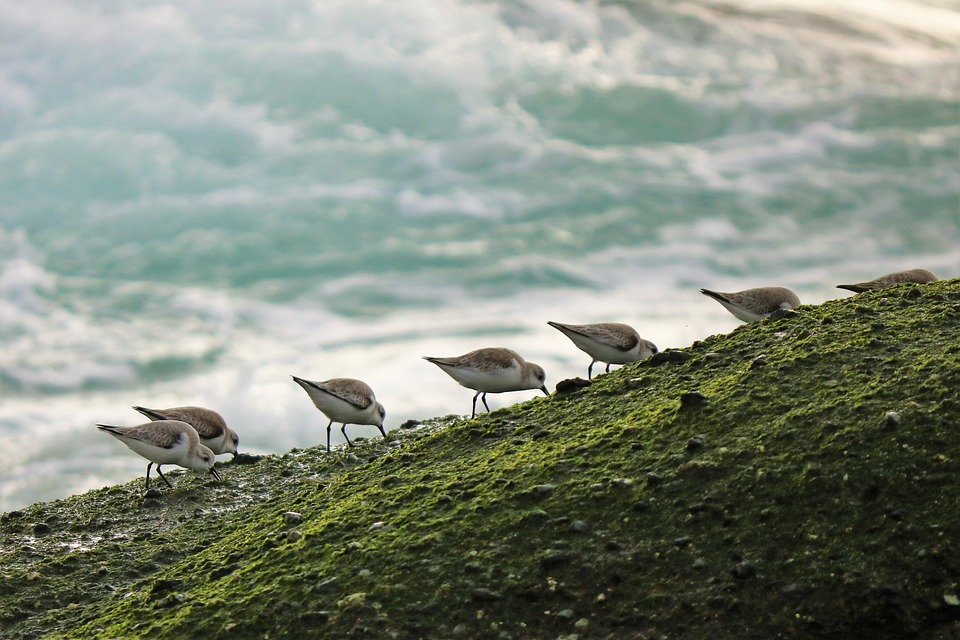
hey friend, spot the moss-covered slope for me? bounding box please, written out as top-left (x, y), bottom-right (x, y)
top-left (2, 281), bottom-right (959, 640)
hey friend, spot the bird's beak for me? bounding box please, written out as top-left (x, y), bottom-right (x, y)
top-left (540, 385), bottom-right (549, 396)
top-left (211, 466), bottom-right (222, 483)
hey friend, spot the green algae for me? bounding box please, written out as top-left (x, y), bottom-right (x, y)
top-left (2, 281), bottom-right (959, 639)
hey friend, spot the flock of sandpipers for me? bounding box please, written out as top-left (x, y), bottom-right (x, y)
top-left (96, 268), bottom-right (940, 491)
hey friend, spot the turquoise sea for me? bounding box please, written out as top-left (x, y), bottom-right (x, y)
top-left (1, 0), bottom-right (958, 510)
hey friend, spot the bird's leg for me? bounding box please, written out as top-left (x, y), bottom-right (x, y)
top-left (326, 419), bottom-right (334, 452)
top-left (588, 361), bottom-right (595, 380)
top-left (341, 423), bottom-right (354, 447)
top-left (145, 462), bottom-right (152, 490)
top-left (471, 391), bottom-right (481, 419)
top-left (155, 464), bottom-right (173, 488)
top-left (481, 393), bottom-right (491, 414)
top-left (605, 363), bottom-right (611, 373)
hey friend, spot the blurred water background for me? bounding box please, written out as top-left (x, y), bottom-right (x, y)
top-left (1, 0), bottom-right (958, 510)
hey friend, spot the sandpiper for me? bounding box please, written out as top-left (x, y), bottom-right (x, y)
top-left (292, 376), bottom-right (386, 452)
top-left (133, 405), bottom-right (239, 456)
top-left (96, 420), bottom-right (222, 489)
top-left (548, 321), bottom-right (657, 379)
top-left (837, 268), bottom-right (938, 293)
top-left (423, 347), bottom-right (549, 418)
top-left (700, 286), bottom-right (800, 322)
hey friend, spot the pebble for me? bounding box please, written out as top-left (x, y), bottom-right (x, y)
top-left (286, 530), bottom-right (302, 543)
top-left (731, 561), bottom-right (757, 579)
top-left (300, 611), bottom-right (331, 626)
top-left (649, 350), bottom-right (693, 366)
top-left (556, 609), bottom-right (575, 620)
top-left (282, 512), bottom-right (304, 526)
top-left (570, 520), bottom-right (589, 533)
top-left (644, 473), bottom-right (664, 486)
top-left (686, 436), bottom-right (706, 452)
top-left (471, 588), bottom-right (501, 602)
top-left (884, 411), bottom-right (901, 428)
top-left (679, 391), bottom-right (709, 409)
top-left (554, 378), bottom-right (592, 395)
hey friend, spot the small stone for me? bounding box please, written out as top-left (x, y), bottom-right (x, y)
top-left (883, 411), bottom-right (901, 428)
top-left (644, 473), bottom-right (664, 486)
top-left (337, 592), bottom-right (367, 608)
top-left (369, 521), bottom-right (387, 530)
top-left (731, 561), bottom-right (757, 579)
top-left (141, 499), bottom-right (162, 509)
top-left (554, 378), bottom-right (592, 395)
top-left (679, 391), bottom-right (709, 409)
top-left (301, 611), bottom-right (332, 626)
top-left (674, 536), bottom-right (692, 548)
top-left (556, 609), bottom-right (575, 620)
top-left (357, 569), bottom-right (373, 579)
top-left (534, 484), bottom-right (556, 495)
top-left (611, 478), bottom-right (634, 489)
top-left (232, 452), bottom-right (262, 465)
top-left (649, 350), bottom-right (693, 366)
top-left (33, 522), bottom-right (52, 535)
top-left (575, 618), bottom-right (590, 629)
top-left (540, 551), bottom-right (572, 569)
top-left (286, 530), bottom-right (302, 543)
top-left (944, 594), bottom-right (960, 606)
top-left (570, 520), bottom-right (589, 533)
top-left (283, 512), bottom-right (304, 526)
top-left (750, 355), bottom-right (768, 369)
top-left (471, 588), bottom-right (502, 602)
top-left (686, 436), bottom-right (706, 452)
top-left (631, 500), bottom-right (651, 513)
top-left (145, 488), bottom-right (163, 499)
top-left (768, 308), bottom-right (796, 321)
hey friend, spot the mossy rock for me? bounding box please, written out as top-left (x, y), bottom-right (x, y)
top-left (2, 280), bottom-right (959, 639)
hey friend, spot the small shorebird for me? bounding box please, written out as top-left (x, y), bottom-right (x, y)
top-left (423, 347), bottom-right (549, 418)
top-left (96, 420), bottom-right (222, 489)
top-left (548, 321), bottom-right (657, 379)
top-left (837, 268), bottom-right (938, 293)
top-left (132, 405), bottom-right (239, 456)
top-left (700, 286), bottom-right (800, 323)
top-left (292, 376), bottom-right (387, 452)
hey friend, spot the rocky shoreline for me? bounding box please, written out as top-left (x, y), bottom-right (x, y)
top-left (2, 280), bottom-right (959, 639)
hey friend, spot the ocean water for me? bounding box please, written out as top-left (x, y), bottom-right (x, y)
top-left (1, 0), bottom-right (957, 511)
